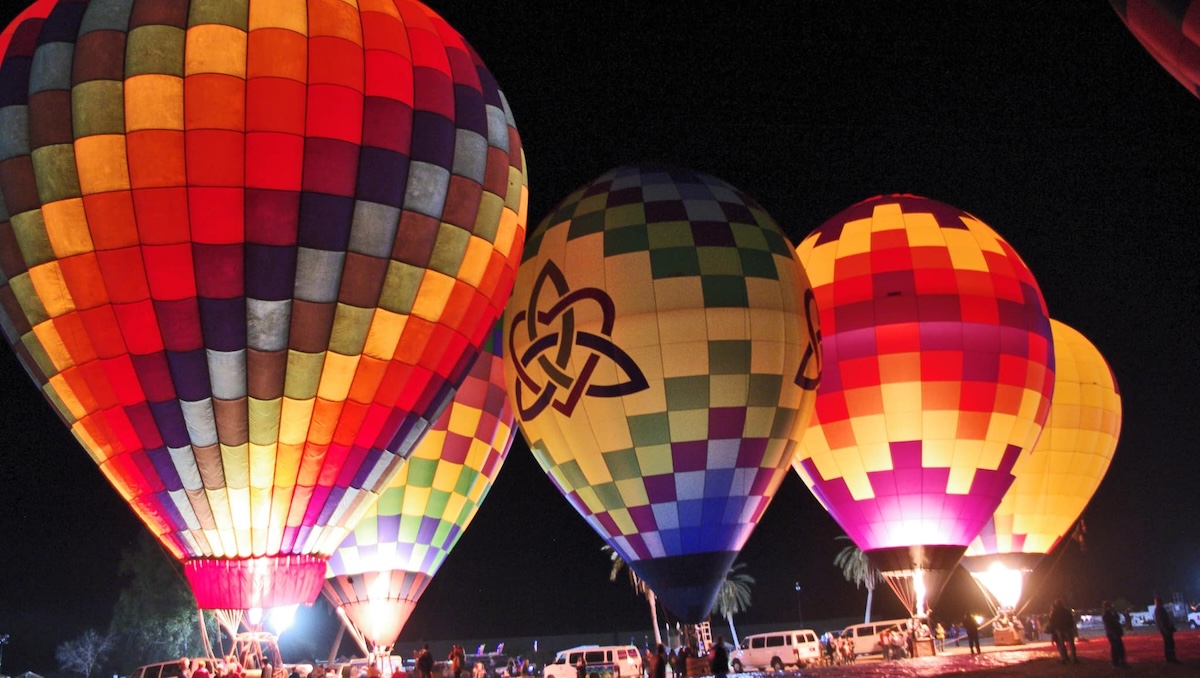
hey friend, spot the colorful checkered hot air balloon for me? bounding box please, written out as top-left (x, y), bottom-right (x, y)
top-left (1110, 0), bottom-right (1200, 99)
top-left (504, 166), bottom-right (821, 622)
top-left (791, 194), bottom-right (1055, 616)
top-left (961, 319), bottom-right (1121, 610)
top-left (324, 322), bottom-right (515, 654)
top-left (0, 0), bottom-right (526, 613)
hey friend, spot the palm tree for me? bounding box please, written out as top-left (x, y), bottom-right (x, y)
top-left (602, 545), bottom-right (663, 645)
top-left (713, 561), bottom-right (755, 648)
top-left (833, 535), bottom-right (882, 623)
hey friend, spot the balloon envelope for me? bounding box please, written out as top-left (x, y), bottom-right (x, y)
top-left (962, 319), bottom-right (1121, 601)
top-left (791, 194), bottom-right (1054, 613)
top-left (1110, 0), bottom-right (1200, 99)
top-left (325, 323), bottom-right (516, 650)
top-left (0, 0), bottom-right (527, 609)
top-left (505, 166), bottom-right (820, 621)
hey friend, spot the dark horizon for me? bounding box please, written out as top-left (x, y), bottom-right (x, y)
top-left (3, 1), bottom-right (1199, 674)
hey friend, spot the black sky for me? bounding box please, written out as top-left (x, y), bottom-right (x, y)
top-left (2, 1), bottom-right (1200, 673)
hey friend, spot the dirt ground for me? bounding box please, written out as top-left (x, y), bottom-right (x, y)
top-left (788, 628), bottom-right (1200, 677)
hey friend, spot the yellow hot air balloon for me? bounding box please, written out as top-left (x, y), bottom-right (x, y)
top-left (961, 319), bottom-right (1122, 610)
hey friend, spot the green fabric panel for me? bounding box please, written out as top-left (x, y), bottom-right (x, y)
top-left (10, 211), bottom-right (55, 268)
top-left (602, 448), bottom-right (642, 481)
top-left (665, 375), bottom-right (710, 409)
top-left (282, 350), bottom-right (323, 399)
top-left (709, 340), bottom-right (751, 375)
top-left (376, 484), bottom-right (406, 515)
top-left (649, 247), bottom-right (700, 279)
top-left (473, 191), bottom-right (503, 243)
top-left (21, 332), bottom-right (57, 380)
top-left (398, 514), bottom-right (422, 542)
top-left (747, 373), bottom-right (783, 407)
top-left (429, 222), bottom-right (470, 277)
top-left (453, 467), bottom-right (479, 496)
top-left (590, 481), bottom-right (624, 510)
top-left (424, 489), bottom-right (451, 524)
top-left (738, 248), bottom-right (779, 279)
top-left (188, 0), bottom-right (249, 30)
top-left (627, 412), bottom-right (670, 446)
top-left (246, 397), bottom-right (281, 445)
top-left (406, 457), bottom-right (439, 487)
top-left (72, 80), bottom-right (125, 136)
top-left (79, 0), bottom-right (135, 34)
top-left (730, 222), bottom-right (770, 250)
top-left (557, 459), bottom-right (587, 493)
top-left (327, 303), bottom-right (373, 355)
top-left (9, 275), bottom-right (48, 325)
top-left (522, 227), bottom-right (546, 260)
top-left (566, 209), bottom-right (605, 241)
top-left (701, 275), bottom-right (749, 307)
top-left (696, 246), bottom-right (743, 276)
top-left (31, 145), bottom-right (82, 203)
top-left (379, 260), bottom-right (422, 314)
top-left (432, 520), bottom-right (453, 546)
top-left (603, 224), bottom-right (649, 256)
top-left (125, 25), bottom-right (185, 77)
top-left (647, 221), bottom-right (695, 249)
top-left (352, 514), bottom-right (380, 544)
top-left (770, 405), bottom-right (800, 438)
top-left (604, 203), bottom-right (645, 230)
top-left (760, 225), bottom-right (792, 256)
top-left (44, 383), bottom-right (75, 423)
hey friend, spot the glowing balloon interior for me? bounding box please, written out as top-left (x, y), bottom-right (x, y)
top-left (1110, 0), bottom-right (1200, 99)
top-left (505, 166), bottom-right (820, 622)
top-left (325, 323), bottom-right (516, 651)
top-left (0, 0), bottom-right (527, 610)
top-left (792, 194), bottom-right (1055, 615)
top-left (962, 319), bottom-right (1121, 608)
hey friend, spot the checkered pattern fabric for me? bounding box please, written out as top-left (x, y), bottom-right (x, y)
top-left (0, 0), bottom-right (526, 609)
top-left (506, 166), bottom-right (819, 574)
top-left (325, 323), bottom-right (515, 648)
top-left (792, 195), bottom-right (1055, 553)
top-left (966, 319), bottom-right (1121, 558)
top-left (1110, 0), bottom-right (1200, 99)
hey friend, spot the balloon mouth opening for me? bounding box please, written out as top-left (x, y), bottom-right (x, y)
top-left (185, 554), bottom-right (326, 609)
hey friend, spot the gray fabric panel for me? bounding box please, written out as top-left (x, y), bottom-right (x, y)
top-left (294, 247), bottom-right (345, 304)
top-left (207, 349), bottom-right (247, 400)
top-left (403, 161), bottom-right (449, 219)
top-left (348, 200), bottom-right (401, 258)
top-left (30, 42), bottom-right (74, 94)
top-left (80, 0), bottom-right (136, 33)
top-left (180, 397), bottom-right (219, 448)
top-left (486, 104), bottom-right (510, 152)
top-left (247, 298), bottom-right (291, 352)
top-left (169, 444), bottom-right (204, 492)
top-left (0, 107), bottom-right (30, 161)
top-left (452, 129), bottom-right (487, 183)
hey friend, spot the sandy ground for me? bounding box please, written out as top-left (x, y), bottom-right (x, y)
top-left (782, 629), bottom-right (1200, 677)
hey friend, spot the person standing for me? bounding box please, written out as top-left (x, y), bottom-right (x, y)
top-left (1155, 595), bottom-right (1181, 664)
top-left (934, 622), bottom-right (945, 653)
top-left (962, 614), bottom-right (981, 656)
top-left (1049, 600), bottom-right (1078, 664)
top-left (417, 645), bottom-right (434, 678)
top-left (708, 637), bottom-right (728, 678)
top-left (649, 645), bottom-right (666, 678)
top-left (1102, 600), bottom-right (1128, 667)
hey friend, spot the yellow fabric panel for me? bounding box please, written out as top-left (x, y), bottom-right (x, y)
top-left (705, 307), bottom-right (748, 341)
top-left (278, 396), bottom-right (316, 445)
top-left (431, 461), bottom-right (460, 493)
top-left (248, 441), bottom-right (277, 489)
top-left (605, 251), bottom-right (656, 317)
top-left (660, 338), bottom-right (707, 378)
top-left (614, 478), bottom-right (649, 508)
top-left (574, 485), bottom-right (604, 515)
top-left (651, 275), bottom-right (700, 313)
top-left (33, 322), bottom-right (76, 373)
top-left (72, 417), bottom-right (107, 463)
top-left (401, 485), bottom-right (431, 516)
top-left (456, 234), bottom-right (492, 287)
top-left (667, 408), bottom-right (706, 443)
top-left (185, 24), bottom-right (248, 77)
top-left (977, 439), bottom-right (1011, 471)
top-left (634, 443), bottom-right (673, 476)
top-left (849, 411), bottom-right (888, 447)
top-left (445, 401), bottom-right (482, 438)
top-left (124, 74), bottom-right (184, 131)
top-left (921, 437), bottom-right (955, 469)
top-left (884, 408), bottom-right (923, 442)
top-left (42, 199), bottom-right (93, 258)
top-left (840, 454), bottom-right (873, 500)
top-left (796, 240), bottom-right (834, 284)
top-left (710, 374), bottom-right (749, 411)
top-left (942, 228), bottom-right (989, 273)
top-left (749, 338), bottom-right (786, 383)
top-left (221, 441), bottom-right (251, 488)
top-left (901, 211), bottom-right (945, 248)
top-left (206, 486), bottom-right (234, 531)
top-left (960, 216), bottom-right (1006, 255)
top-left (363, 308), bottom-right (405, 361)
top-left (880, 380), bottom-right (922, 414)
top-left (922, 410), bottom-right (959, 444)
top-left (410, 268), bottom-right (454, 323)
top-left (284, 350), bottom-right (324, 399)
top-left (248, 0), bottom-right (309, 33)
top-left (247, 396), bottom-right (281, 445)
top-left (833, 216), bottom-right (874, 258)
top-left (607, 507), bottom-right (636, 535)
top-left (748, 306), bottom-right (785, 342)
top-left (316, 350), bottom-right (359, 401)
top-left (27, 262), bottom-right (75, 318)
top-left (74, 135), bottom-right (131, 193)
top-left (947, 439), bottom-right (984, 494)
top-left (227, 484), bottom-right (251, 531)
top-left (249, 486), bottom-right (271, 556)
top-left (745, 276), bottom-right (785, 313)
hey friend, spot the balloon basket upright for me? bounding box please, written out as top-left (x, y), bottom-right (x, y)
top-left (207, 611), bottom-right (285, 674)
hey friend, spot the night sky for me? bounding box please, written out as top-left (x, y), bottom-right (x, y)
top-left (3, 0), bottom-right (1200, 673)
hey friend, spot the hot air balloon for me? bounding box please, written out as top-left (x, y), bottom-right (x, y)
top-left (324, 322), bottom-right (516, 656)
top-left (504, 166), bottom-right (820, 622)
top-left (792, 194), bottom-right (1054, 617)
top-left (0, 0), bottom-right (526, 621)
top-left (1110, 0), bottom-right (1200, 99)
top-left (961, 319), bottom-right (1121, 611)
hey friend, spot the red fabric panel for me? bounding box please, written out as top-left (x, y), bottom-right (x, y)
top-left (142, 244), bottom-right (197, 300)
top-left (95, 247), bottom-right (150, 303)
top-left (83, 191), bottom-right (139, 250)
top-left (132, 187), bottom-right (190, 244)
top-left (188, 188), bottom-right (244, 245)
top-left (245, 132), bottom-right (304, 190)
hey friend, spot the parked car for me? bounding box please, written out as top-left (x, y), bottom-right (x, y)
top-left (839, 618), bottom-right (922, 657)
top-left (729, 629), bottom-right (821, 671)
top-left (542, 645), bottom-right (641, 678)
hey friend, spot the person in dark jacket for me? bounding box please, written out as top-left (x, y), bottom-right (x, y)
top-left (417, 645), bottom-right (434, 678)
top-left (1102, 600), bottom-right (1127, 667)
top-left (961, 614), bottom-right (981, 656)
top-left (1049, 600), bottom-right (1078, 664)
top-left (1155, 595), bottom-right (1181, 664)
top-left (649, 645), bottom-right (666, 678)
top-left (709, 637), bottom-right (728, 678)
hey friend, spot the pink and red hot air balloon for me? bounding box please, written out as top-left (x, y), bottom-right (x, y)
top-left (792, 194), bottom-right (1055, 617)
top-left (0, 0), bottom-right (526, 617)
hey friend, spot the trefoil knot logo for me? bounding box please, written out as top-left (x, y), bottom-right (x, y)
top-left (509, 260), bottom-right (649, 420)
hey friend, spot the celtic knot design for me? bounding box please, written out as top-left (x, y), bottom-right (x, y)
top-left (509, 260), bottom-right (649, 420)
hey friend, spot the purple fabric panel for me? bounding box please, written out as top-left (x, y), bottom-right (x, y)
top-left (244, 244), bottom-right (298, 301)
top-left (165, 349), bottom-right (211, 401)
top-left (146, 445), bottom-right (183, 491)
top-left (691, 221), bottom-right (736, 247)
top-left (708, 407), bottom-right (745, 439)
top-left (409, 109), bottom-right (454, 168)
top-left (198, 297), bottom-right (246, 352)
top-left (298, 192), bottom-right (354, 251)
top-left (642, 474), bottom-right (676, 503)
top-left (452, 83), bottom-right (486, 137)
top-left (671, 440), bottom-right (708, 472)
top-left (356, 146), bottom-right (409, 207)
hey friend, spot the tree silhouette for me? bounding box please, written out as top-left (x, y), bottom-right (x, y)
top-left (55, 629), bottom-right (113, 677)
top-left (833, 535), bottom-right (882, 623)
top-left (713, 562), bottom-right (755, 648)
top-left (602, 545), bottom-right (663, 645)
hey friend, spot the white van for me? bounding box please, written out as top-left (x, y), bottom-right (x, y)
top-left (729, 629), bottom-right (821, 671)
top-left (839, 618), bottom-right (921, 657)
top-left (542, 646), bottom-right (642, 678)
